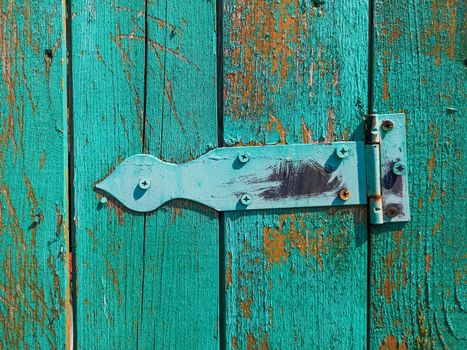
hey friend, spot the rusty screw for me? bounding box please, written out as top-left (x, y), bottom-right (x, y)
top-left (339, 188), bottom-right (351, 201)
top-left (335, 145), bottom-right (350, 159)
top-left (138, 178), bottom-right (151, 190)
top-left (381, 120), bottom-right (394, 131)
top-left (237, 152), bottom-right (251, 164)
top-left (240, 193), bottom-right (253, 206)
top-left (385, 206), bottom-right (399, 218)
top-left (392, 162), bottom-right (407, 176)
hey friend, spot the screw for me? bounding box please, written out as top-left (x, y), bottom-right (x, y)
top-left (381, 120), bottom-right (394, 131)
top-left (237, 152), bottom-right (251, 163)
top-left (240, 193), bottom-right (253, 206)
top-left (335, 145), bottom-right (350, 159)
top-left (100, 197), bottom-right (108, 204)
top-left (392, 162), bottom-right (407, 176)
top-left (385, 206), bottom-right (399, 218)
top-left (139, 178), bottom-right (151, 190)
top-left (339, 188), bottom-right (351, 201)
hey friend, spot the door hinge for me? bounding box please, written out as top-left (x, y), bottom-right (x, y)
top-left (365, 113), bottom-right (410, 224)
top-left (95, 114), bottom-right (410, 225)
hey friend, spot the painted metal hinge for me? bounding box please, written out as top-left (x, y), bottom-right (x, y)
top-left (95, 114), bottom-right (410, 225)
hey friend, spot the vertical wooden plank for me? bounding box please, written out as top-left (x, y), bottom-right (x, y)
top-left (72, 1), bottom-right (147, 348)
top-left (371, 1), bottom-right (466, 348)
top-left (138, 0), bottom-right (219, 348)
top-left (223, 0), bottom-right (369, 348)
top-left (0, 0), bottom-right (69, 348)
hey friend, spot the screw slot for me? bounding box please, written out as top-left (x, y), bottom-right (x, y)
top-left (392, 162), bottom-right (407, 176)
top-left (240, 193), bottom-right (252, 206)
top-left (385, 206), bottom-right (399, 218)
top-left (237, 152), bottom-right (251, 164)
top-left (138, 178), bottom-right (151, 190)
top-left (381, 120), bottom-right (394, 131)
top-left (339, 188), bottom-right (351, 201)
top-left (335, 145), bottom-right (350, 159)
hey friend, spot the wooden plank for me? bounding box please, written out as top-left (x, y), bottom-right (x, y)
top-left (137, 1), bottom-right (219, 348)
top-left (72, 1), bottom-right (147, 348)
top-left (0, 0), bottom-right (69, 348)
top-left (371, 0), bottom-right (467, 348)
top-left (223, 0), bottom-right (369, 348)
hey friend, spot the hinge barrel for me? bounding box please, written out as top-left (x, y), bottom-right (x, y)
top-left (366, 144), bottom-right (383, 224)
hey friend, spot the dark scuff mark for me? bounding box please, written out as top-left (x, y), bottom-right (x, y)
top-left (382, 161), bottom-right (403, 195)
top-left (254, 160), bottom-right (342, 200)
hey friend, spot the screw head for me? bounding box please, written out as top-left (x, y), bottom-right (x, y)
top-left (339, 188), bottom-right (351, 201)
top-left (99, 197), bottom-right (108, 204)
top-left (237, 152), bottom-right (251, 163)
top-left (385, 206), bottom-right (399, 218)
top-left (392, 162), bottom-right (407, 176)
top-left (138, 178), bottom-right (151, 190)
top-left (335, 145), bottom-right (350, 159)
top-left (381, 120), bottom-right (394, 131)
top-left (240, 193), bottom-right (253, 206)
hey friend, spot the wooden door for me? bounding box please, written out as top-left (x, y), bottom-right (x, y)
top-left (0, 1), bottom-right (465, 349)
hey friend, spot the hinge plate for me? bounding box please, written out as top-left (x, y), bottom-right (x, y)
top-left (96, 143), bottom-right (367, 212)
top-left (375, 113), bottom-right (410, 223)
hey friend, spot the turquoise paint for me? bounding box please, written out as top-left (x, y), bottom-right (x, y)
top-left (96, 143), bottom-right (367, 212)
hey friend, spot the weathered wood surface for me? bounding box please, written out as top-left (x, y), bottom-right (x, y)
top-left (73, 0), bottom-right (218, 348)
top-left (138, 1), bottom-right (219, 348)
top-left (223, 0), bottom-right (369, 348)
top-left (0, 0), bottom-right (70, 348)
top-left (72, 1), bottom-right (147, 347)
top-left (371, 0), bottom-right (467, 349)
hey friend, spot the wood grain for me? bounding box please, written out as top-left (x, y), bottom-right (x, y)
top-left (371, 0), bottom-right (467, 348)
top-left (0, 0), bottom-right (69, 348)
top-left (72, 1), bottom-right (147, 348)
top-left (138, 1), bottom-right (219, 348)
top-left (223, 0), bottom-right (369, 348)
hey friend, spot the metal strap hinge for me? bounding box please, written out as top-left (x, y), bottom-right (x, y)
top-left (95, 114), bottom-right (410, 225)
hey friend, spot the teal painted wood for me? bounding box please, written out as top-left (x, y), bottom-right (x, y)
top-left (96, 143), bottom-right (367, 212)
top-left (223, 0), bottom-right (369, 348)
top-left (72, 1), bottom-right (147, 348)
top-left (371, 0), bottom-right (467, 348)
top-left (137, 0), bottom-right (219, 348)
top-left (0, 1), bottom-right (70, 348)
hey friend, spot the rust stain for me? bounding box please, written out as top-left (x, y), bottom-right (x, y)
top-left (263, 226), bottom-right (290, 269)
top-left (240, 286), bottom-right (252, 319)
top-left (39, 150), bottom-right (46, 170)
top-left (379, 335), bottom-right (408, 350)
top-left (432, 216), bottom-right (444, 235)
top-left (379, 230), bottom-right (408, 304)
top-left (232, 336), bottom-right (238, 349)
top-left (225, 0), bottom-right (308, 120)
top-left (23, 173), bottom-right (38, 208)
top-left (267, 114), bottom-right (287, 144)
top-left (301, 116), bottom-right (312, 144)
top-left (226, 252), bottom-right (233, 288)
top-left (325, 108), bottom-right (335, 142)
top-left (425, 254), bottom-right (432, 273)
top-left (104, 258), bottom-right (122, 305)
top-left (247, 333), bottom-right (257, 350)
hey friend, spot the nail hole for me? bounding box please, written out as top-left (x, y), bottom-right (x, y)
top-left (44, 49), bottom-right (53, 59)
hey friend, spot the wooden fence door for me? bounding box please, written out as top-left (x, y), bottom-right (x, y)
top-left (0, 1), bottom-right (465, 349)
